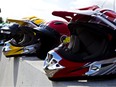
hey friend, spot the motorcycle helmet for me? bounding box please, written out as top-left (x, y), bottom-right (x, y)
top-left (43, 6), bottom-right (116, 81)
top-left (2, 17), bottom-right (45, 57)
top-left (35, 20), bottom-right (70, 59)
top-left (3, 19), bottom-right (70, 59)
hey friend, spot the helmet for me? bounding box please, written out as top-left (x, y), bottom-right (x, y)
top-left (34, 20), bottom-right (70, 59)
top-left (43, 6), bottom-right (116, 81)
top-left (2, 25), bottom-right (41, 57)
top-left (2, 19), bottom-right (70, 59)
top-left (2, 16), bottom-right (45, 57)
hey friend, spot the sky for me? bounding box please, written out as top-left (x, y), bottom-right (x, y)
top-left (0, 0), bottom-right (116, 22)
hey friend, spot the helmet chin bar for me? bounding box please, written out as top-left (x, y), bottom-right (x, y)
top-left (2, 41), bottom-right (41, 57)
top-left (44, 50), bottom-right (116, 78)
top-left (44, 50), bottom-right (65, 77)
top-left (22, 43), bottom-right (40, 54)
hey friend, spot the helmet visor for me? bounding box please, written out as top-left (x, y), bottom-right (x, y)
top-left (35, 24), bottom-right (60, 38)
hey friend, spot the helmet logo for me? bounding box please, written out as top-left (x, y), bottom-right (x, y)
top-left (60, 35), bottom-right (70, 44)
top-left (54, 22), bottom-right (64, 25)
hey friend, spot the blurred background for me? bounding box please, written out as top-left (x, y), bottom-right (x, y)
top-left (0, 0), bottom-right (116, 21)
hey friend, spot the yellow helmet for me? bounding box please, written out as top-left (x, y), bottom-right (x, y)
top-left (2, 16), bottom-right (45, 57)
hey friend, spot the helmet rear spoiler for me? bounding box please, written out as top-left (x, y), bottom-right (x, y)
top-left (7, 18), bottom-right (28, 26)
top-left (52, 11), bottom-right (76, 22)
top-left (52, 5), bottom-right (100, 22)
top-left (52, 10), bottom-right (96, 22)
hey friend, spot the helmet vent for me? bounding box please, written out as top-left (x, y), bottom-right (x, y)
top-left (54, 22), bottom-right (63, 25)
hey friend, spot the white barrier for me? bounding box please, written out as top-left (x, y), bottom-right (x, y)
top-left (0, 46), bottom-right (116, 87)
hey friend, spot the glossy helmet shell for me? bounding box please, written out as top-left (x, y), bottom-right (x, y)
top-left (35, 20), bottom-right (70, 59)
top-left (38, 20), bottom-right (70, 36)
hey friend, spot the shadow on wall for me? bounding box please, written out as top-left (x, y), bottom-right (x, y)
top-left (52, 78), bottom-right (116, 87)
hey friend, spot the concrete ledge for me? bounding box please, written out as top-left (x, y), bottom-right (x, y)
top-left (0, 47), bottom-right (116, 87)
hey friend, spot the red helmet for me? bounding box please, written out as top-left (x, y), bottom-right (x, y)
top-left (36, 20), bottom-right (70, 38)
top-left (34, 20), bottom-right (70, 59)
